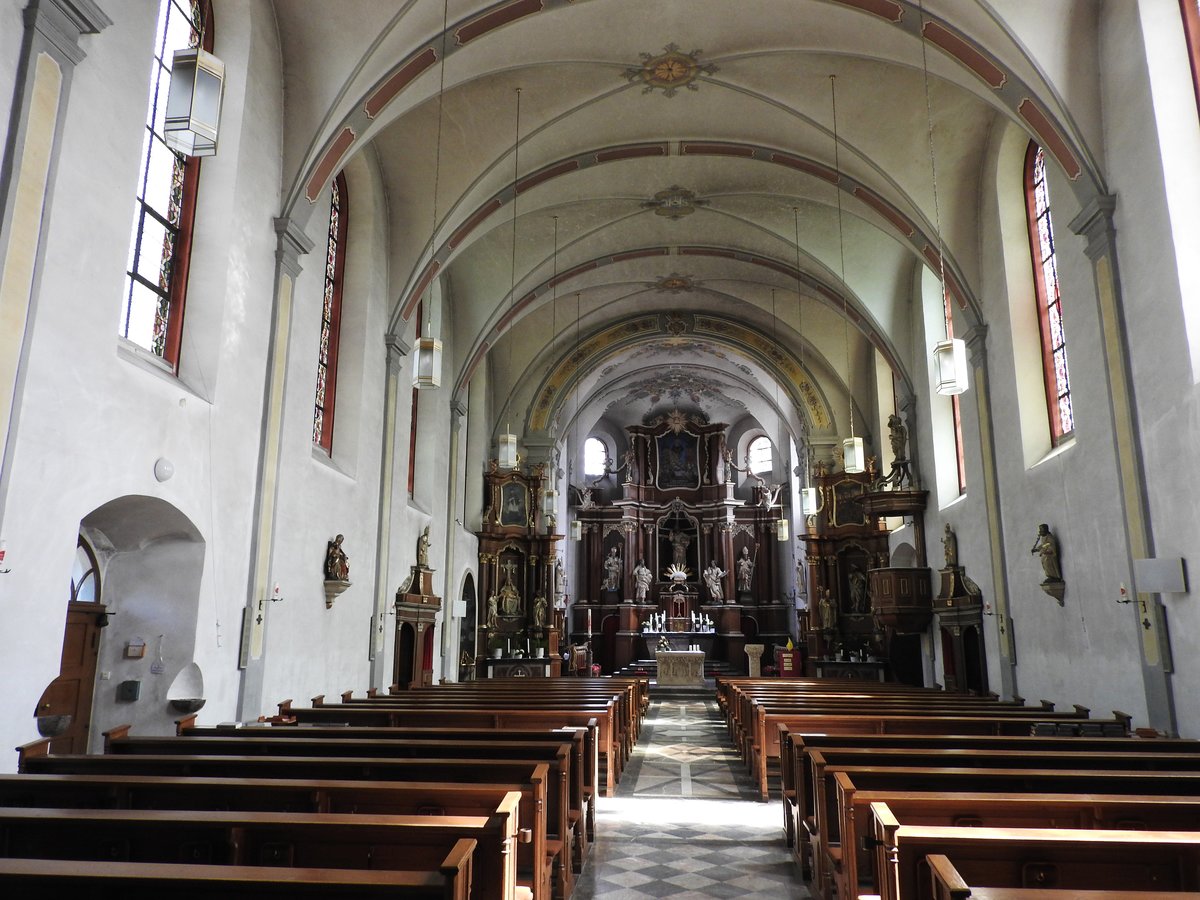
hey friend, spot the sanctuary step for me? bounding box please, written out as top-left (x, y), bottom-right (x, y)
top-left (616, 658), bottom-right (737, 679)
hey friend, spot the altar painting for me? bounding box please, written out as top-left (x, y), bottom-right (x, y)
top-left (655, 432), bottom-right (700, 489)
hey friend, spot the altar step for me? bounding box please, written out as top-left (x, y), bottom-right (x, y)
top-left (616, 658), bottom-right (740, 679)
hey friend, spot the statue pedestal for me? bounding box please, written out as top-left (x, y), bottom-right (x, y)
top-left (656, 650), bottom-right (704, 686)
top-left (744, 643), bottom-right (765, 677)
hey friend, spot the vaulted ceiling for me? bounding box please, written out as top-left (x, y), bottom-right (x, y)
top-left (271, 0), bottom-right (1102, 458)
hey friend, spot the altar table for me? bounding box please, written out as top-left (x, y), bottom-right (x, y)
top-left (656, 650), bottom-right (705, 686)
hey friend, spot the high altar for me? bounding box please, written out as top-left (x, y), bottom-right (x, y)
top-left (572, 410), bottom-right (791, 674)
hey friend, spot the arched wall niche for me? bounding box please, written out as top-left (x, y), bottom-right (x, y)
top-left (76, 495), bottom-right (206, 752)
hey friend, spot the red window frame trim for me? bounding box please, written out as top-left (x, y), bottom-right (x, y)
top-left (314, 172), bottom-right (349, 453)
top-left (1181, 0), bottom-right (1200, 114)
top-left (407, 301), bottom-right (422, 496)
top-left (1023, 141), bottom-right (1073, 444)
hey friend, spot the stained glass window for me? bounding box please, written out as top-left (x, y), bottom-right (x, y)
top-left (314, 172), bottom-right (348, 452)
top-left (120, 0), bottom-right (211, 367)
top-left (1025, 143), bottom-right (1074, 442)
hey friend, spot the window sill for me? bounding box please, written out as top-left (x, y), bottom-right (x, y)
top-left (1031, 437), bottom-right (1075, 469)
top-left (311, 444), bottom-right (353, 480)
top-left (117, 338), bottom-right (210, 404)
top-left (937, 491), bottom-right (969, 514)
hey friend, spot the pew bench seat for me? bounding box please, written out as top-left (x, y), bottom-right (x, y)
top-left (0, 853), bottom-right (478, 900)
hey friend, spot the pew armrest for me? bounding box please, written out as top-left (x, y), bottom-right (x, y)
top-left (924, 854), bottom-right (971, 900)
top-left (102, 723), bottom-right (131, 751)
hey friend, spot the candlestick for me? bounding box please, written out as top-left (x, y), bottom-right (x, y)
top-left (586, 608), bottom-right (592, 634)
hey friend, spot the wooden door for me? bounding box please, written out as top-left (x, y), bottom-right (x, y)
top-left (38, 602), bottom-right (106, 754)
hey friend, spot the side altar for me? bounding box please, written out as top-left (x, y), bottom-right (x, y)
top-left (474, 461), bottom-right (563, 677)
top-left (571, 409), bottom-right (792, 674)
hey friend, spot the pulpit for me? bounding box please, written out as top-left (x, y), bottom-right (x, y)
top-left (394, 563), bottom-right (440, 688)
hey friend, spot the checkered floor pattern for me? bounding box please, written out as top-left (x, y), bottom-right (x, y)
top-left (573, 696), bottom-right (810, 898)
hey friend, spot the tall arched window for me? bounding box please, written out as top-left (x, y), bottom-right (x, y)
top-left (747, 435), bottom-right (773, 475)
top-left (1181, 0), bottom-right (1200, 113)
top-left (70, 536), bottom-right (101, 604)
top-left (120, 0), bottom-right (212, 368)
top-left (1024, 142), bottom-right (1074, 443)
top-left (583, 437), bottom-right (608, 477)
top-left (407, 301), bottom-right (422, 497)
top-left (313, 172), bottom-right (348, 452)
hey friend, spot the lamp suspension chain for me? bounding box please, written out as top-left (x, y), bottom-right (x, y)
top-left (413, 0), bottom-right (451, 389)
top-left (919, 0), bottom-right (969, 395)
top-left (497, 87), bottom-right (524, 468)
top-left (830, 74), bottom-right (864, 473)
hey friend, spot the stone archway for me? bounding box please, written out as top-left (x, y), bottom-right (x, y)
top-left (42, 496), bottom-right (206, 753)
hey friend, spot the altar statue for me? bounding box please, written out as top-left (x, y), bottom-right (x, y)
top-left (668, 529), bottom-right (691, 568)
top-left (531, 592), bottom-right (547, 628)
top-left (703, 562), bottom-right (726, 603)
top-left (602, 547), bottom-right (622, 591)
top-left (848, 568), bottom-right (868, 614)
top-left (819, 588), bottom-right (836, 631)
top-left (554, 553), bottom-right (567, 598)
top-left (736, 546), bottom-right (755, 593)
top-left (632, 560), bottom-right (652, 601)
top-left (499, 558), bottom-right (521, 615)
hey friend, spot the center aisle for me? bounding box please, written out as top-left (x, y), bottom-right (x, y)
top-left (575, 693), bottom-right (811, 898)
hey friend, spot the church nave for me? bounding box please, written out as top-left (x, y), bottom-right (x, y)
top-left (576, 694), bottom-right (808, 899)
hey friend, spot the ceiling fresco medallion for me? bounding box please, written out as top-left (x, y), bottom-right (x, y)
top-left (650, 274), bottom-right (699, 294)
top-left (645, 407), bottom-right (710, 430)
top-left (605, 368), bottom-right (745, 416)
top-left (624, 43), bottom-right (717, 97)
top-left (642, 187), bottom-right (709, 219)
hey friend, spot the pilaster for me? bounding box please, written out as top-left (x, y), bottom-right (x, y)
top-left (237, 216), bottom-right (314, 719)
top-left (369, 332), bottom-right (412, 686)
top-left (1069, 194), bottom-right (1176, 734)
top-left (0, 0), bottom-right (110, 519)
top-left (963, 323), bottom-right (1017, 699)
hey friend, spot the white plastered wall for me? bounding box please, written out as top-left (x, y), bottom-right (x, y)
top-left (0, 0), bottom-right (286, 765)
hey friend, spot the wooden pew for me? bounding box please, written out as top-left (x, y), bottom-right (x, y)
top-left (329, 693), bottom-right (629, 784)
top-left (281, 700), bottom-right (622, 799)
top-left (0, 852), bottom-right (476, 899)
top-left (924, 853), bottom-right (1200, 900)
top-left (0, 773), bottom-right (541, 897)
top-left (0, 806), bottom-right (517, 900)
top-left (808, 750), bottom-right (1200, 899)
top-left (846, 793), bottom-right (1200, 900)
top-left (17, 749), bottom-right (558, 900)
top-left (750, 707), bottom-right (1130, 801)
top-left (779, 731), bottom-right (1200, 851)
top-left (184, 719), bottom-right (598, 850)
top-left (385, 677), bottom-right (648, 744)
top-left (109, 727), bottom-right (582, 884)
top-left (816, 769), bottom-right (1200, 900)
top-left (870, 802), bottom-right (1200, 900)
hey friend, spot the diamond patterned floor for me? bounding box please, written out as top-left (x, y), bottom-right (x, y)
top-left (573, 696), bottom-right (811, 898)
